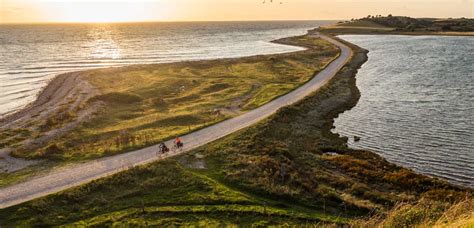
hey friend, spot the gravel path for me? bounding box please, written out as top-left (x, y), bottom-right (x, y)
top-left (0, 33), bottom-right (351, 209)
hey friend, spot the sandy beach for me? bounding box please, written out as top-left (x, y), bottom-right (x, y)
top-left (0, 70), bottom-right (107, 177)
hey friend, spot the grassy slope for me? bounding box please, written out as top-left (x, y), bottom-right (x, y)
top-left (1, 36), bottom-right (471, 226)
top-left (6, 35), bottom-right (338, 162)
top-left (354, 197), bottom-right (474, 227)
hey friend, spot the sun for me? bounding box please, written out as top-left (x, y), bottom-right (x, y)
top-left (37, 0), bottom-right (174, 23)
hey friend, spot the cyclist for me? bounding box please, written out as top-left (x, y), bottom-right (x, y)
top-left (158, 142), bottom-right (169, 154)
top-left (174, 137), bottom-right (183, 149)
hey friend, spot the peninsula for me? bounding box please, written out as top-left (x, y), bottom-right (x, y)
top-left (0, 20), bottom-right (473, 226)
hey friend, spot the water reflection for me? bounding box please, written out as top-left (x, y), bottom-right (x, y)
top-left (0, 21), bottom-right (331, 117)
top-left (85, 25), bottom-right (121, 60)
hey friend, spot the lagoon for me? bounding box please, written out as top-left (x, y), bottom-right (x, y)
top-left (334, 35), bottom-right (474, 187)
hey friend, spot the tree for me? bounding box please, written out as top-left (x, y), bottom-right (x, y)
top-left (442, 25), bottom-right (451, 31)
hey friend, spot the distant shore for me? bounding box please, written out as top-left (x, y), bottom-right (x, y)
top-left (316, 16), bottom-right (474, 37)
top-left (317, 27), bottom-right (474, 37)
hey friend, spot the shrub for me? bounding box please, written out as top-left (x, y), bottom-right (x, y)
top-left (41, 143), bottom-right (64, 159)
top-left (89, 92), bottom-right (143, 104)
top-left (39, 109), bottom-right (77, 132)
top-left (350, 183), bottom-right (368, 197)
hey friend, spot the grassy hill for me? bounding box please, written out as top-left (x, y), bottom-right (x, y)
top-left (365, 16), bottom-right (474, 32)
top-left (318, 15), bottom-right (474, 36)
top-left (1, 36), bottom-right (471, 227)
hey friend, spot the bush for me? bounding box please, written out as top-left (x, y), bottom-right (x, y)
top-left (89, 92), bottom-right (143, 104)
top-left (350, 183), bottom-right (368, 197)
top-left (39, 109), bottom-right (77, 132)
top-left (41, 143), bottom-right (64, 158)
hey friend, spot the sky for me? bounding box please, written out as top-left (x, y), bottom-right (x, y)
top-left (1, 0), bottom-right (473, 23)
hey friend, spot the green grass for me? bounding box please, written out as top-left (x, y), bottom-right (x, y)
top-left (8, 35), bottom-right (339, 161)
top-left (0, 161), bottom-right (57, 187)
top-left (70, 205), bottom-right (343, 226)
top-left (242, 83), bottom-right (295, 110)
top-left (0, 128), bottom-right (33, 149)
top-left (0, 159), bottom-right (344, 226)
top-left (2, 36), bottom-right (470, 226)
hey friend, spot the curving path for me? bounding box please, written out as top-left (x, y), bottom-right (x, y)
top-left (0, 33), bottom-right (352, 209)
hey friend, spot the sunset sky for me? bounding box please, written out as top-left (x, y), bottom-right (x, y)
top-left (1, 0), bottom-right (473, 23)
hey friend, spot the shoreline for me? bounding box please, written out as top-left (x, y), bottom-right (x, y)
top-left (314, 20), bottom-right (474, 188)
top-left (0, 72), bottom-right (79, 126)
top-left (0, 70), bottom-right (102, 152)
top-left (0, 35), bottom-right (309, 123)
top-left (0, 42), bottom-right (308, 126)
top-left (2, 25), bottom-right (471, 186)
top-left (328, 33), bottom-right (474, 188)
top-left (0, 30), bottom-right (339, 186)
top-left (0, 33), bottom-right (316, 163)
top-left (1, 31), bottom-right (471, 226)
top-left (0, 33), bottom-right (352, 208)
top-left (1, 26), bottom-right (471, 186)
top-left (315, 29), bottom-right (474, 37)
top-left (4, 21), bottom-right (470, 127)
top-left (1, 27), bottom-right (472, 226)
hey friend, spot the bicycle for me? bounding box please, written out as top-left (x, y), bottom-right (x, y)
top-left (156, 143), bottom-right (169, 156)
top-left (172, 141), bottom-right (184, 152)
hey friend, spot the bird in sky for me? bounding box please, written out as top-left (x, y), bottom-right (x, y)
top-left (263, 0), bottom-right (284, 4)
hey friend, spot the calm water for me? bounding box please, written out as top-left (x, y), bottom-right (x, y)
top-left (0, 21), bottom-right (332, 117)
top-left (334, 35), bottom-right (474, 188)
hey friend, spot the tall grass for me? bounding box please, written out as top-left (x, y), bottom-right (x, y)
top-left (352, 196), bottom-right (474, 227)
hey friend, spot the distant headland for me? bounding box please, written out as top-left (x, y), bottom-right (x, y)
top-left (316, 15), bottom-right (474, 36)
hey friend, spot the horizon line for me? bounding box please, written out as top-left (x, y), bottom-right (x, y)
top-left (0, 19), bottom-right (345, 25)
top-left (2, 16), bottom-right (471, 25)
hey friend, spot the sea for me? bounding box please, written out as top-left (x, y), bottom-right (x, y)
top-left (0, 21), bottom-right (332, 117)
top-left (334, 35), bottom-right (474, 188)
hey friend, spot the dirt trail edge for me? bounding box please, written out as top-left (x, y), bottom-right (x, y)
top-left (0, 33), bottom-right (352, 209)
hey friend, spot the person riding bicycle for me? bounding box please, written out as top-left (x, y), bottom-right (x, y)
top-left (174, 137), bottom-right (183, 149)
top-left (158, 142), bottom-right (169, 154)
